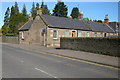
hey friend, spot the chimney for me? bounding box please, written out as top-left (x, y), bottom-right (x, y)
top-left (37, 5), bottom-right (42, 16)
top-left (104, 14), bottom-right (109, 24)
top-left (78, 11), bottom-right (84, 20)
top-left (29, 14), bottom-right (33, 20)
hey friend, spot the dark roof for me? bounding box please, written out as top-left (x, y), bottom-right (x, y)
top-left (109, 22), bottom-right (116, 31)
top-left (19, 15), bottom-right (115, 33)
top-left (118, 22), bottom-right (120, 32)
top-left (84, 21), bottom-right (115, 33)
top-left (19, 20), bottom-right (33, 31)
top-left (42, 15), bottom-right (90, 30)
top-left (108, 22), bottom-right (119, 32)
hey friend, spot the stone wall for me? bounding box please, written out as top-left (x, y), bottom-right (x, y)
top-left (60, 37), bottom-right (120, 57)
top-left (2, 36), bottom-right (19, 44)
top-left (46, 28), bottom-right (117, 47)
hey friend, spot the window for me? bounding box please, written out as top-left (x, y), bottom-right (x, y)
top-left (53, 30), bottom-right (58, 39)
top-left (22, 32), bottom-right (24, 40)
top-left (65, 31), bottom-right (69, 37)
top-left (100, 33), bottom-right (103, 37)
top-left (87, 32), bottom-right (90, 37)
top-left (94, 32), bottom-right (97, 37)
top-left (78, 32), bottom-right (82, 37)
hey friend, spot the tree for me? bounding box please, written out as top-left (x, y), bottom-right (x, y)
top-left (70, 7), bottom-right (79, 19)
top-left (14, 2), bottom-right (19, 14)
top-left (3, 2), bottom-right (28, 35)
top-left (93, 20), bottom-right (97, 22)
top-left (10, 6), bottom-right (15, 17)
top-left (39, 2), bottom-right (50, 15)
top-left (53, 1), bottom-right (68, 17)
top-left (2, 25), bottom-right (9, 35)
top-left (4, 7), bottom-right (10, 26)
top-left (42, 5), bottom-right (50, 15)
top-left (41, 1), bottom-right (44, 8)
top-left (31, 2), bottom-right (37, 19)
top-left (97, 20), bottom-right (103, 23)
top-left (36, 3), bottom-right (40, 10)
top-left (22, 4), bottom-right (27, 16)
top-left (9, 3), bottom-right (28, 35)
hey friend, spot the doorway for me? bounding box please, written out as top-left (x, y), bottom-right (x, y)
top-left (72, 31), bottom-right (76, 37)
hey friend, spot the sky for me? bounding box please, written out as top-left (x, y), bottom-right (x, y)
top-left (0, 1), bottom-right (119, 28)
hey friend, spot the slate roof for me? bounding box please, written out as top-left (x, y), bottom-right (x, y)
top-left (19, 20), bottom-right (33, 31)
top-left (42, 15), bottom-right (90, 30)
top-left (19, 15), bottom-right (115, 33)
top-left (109, 22), bottom-right (117, 31)
top-left (108, 22), bottom-right (119, 33)
top-left (118, 22), bottom-right (120, 32)
top-left (84, 21), bottom-right (115, 33)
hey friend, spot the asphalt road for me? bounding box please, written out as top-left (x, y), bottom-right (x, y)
top-left (2, 44), bottom-right (119, 78)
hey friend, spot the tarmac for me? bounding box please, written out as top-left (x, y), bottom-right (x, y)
top-left (2, 43), bottom-right (120, 69)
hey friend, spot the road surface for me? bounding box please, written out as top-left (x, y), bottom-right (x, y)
top-left (2, 44), bottom-right (119, 78)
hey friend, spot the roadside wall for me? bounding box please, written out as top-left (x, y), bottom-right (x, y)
top-left (60, 37), bottom-right (120, 57)
top-left (2, 36), bottom-right (19, 44)
top-left (0, 36), bottom-right (2, 43)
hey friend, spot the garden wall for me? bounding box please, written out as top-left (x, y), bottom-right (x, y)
top-left (60, 37), bottom-right (120, 57)
top-left (2, 36), bottom-right (19, 44)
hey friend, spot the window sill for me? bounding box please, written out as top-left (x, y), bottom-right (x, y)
top-left (53, 38), bottom-right (58, 40)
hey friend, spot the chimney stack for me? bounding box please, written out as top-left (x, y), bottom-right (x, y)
top-left (37, 5), bottom-right (42, 16)
top-left (104, 14), bottom-right (109, 24)
top-left (78, 11), bottom-right (84, 20)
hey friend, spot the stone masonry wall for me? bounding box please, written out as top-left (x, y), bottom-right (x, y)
top-left (60, 37), bottom-right (120, 57)
top-left (2, 36), bottom-right (19, 44)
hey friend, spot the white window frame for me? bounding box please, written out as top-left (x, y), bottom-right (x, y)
top-left (78, 32), bottom-right (82, 37)
top-left (22, 32), bottom-right (24, 40)
top-left (64, 31), bottom-right (69, 37)
top-left (100, 33), bottom-right (103, 37)
top-left (94, 32), bottom-right (97, 37)
top-left (53, 30), bottom-right (58, 39)
top-left (71, 30), bottom-right (76, 37)
top-left (87, 32), bottom-right (90, 37)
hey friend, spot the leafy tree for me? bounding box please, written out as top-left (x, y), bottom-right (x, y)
top-left (2, 25), bottom-right (9, 35)
top-left (22, 4), bottom-right (27, 16)
top-left (42, 5), bottom-right (50, 15)
top-left (53, 1), bottom-right (68, 17)
top-left (97, 20), bottom-right (103, 23)
top-left (70, 7), bottom-right (79, 19)
top-left (31, 2), bottom-right (37, 19)
top-left (93, 20), bottom-right (97, 22)
top-left (4, 7), bottom-right (10, 26)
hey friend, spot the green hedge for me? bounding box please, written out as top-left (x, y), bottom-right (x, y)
top-left (60, 37), bottom-right (120, 57)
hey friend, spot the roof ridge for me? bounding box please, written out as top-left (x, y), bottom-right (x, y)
top-left (39, 15), bottom-right (49, 26)
top-left (105, 23), bottom-right (115, 33)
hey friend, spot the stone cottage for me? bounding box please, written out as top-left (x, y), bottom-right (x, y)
top-left (19, 6), bottom-right (117, 47)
